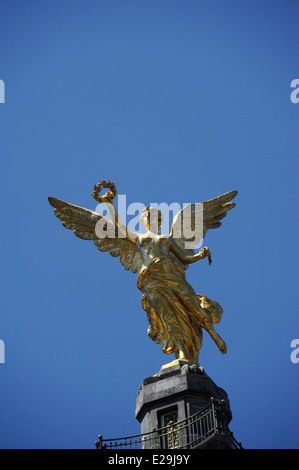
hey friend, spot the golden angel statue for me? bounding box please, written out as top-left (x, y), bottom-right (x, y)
top-left (48, 181), bottom-right (237, 365)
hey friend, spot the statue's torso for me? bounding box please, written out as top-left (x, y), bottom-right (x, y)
top-left (137, 235), bottom-right (170, 269)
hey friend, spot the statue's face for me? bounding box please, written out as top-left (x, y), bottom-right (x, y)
top-left (140, 208), bottom-right (163, 231)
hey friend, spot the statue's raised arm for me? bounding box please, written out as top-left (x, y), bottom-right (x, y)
top-left (48, 180), bottom-right (143, 273)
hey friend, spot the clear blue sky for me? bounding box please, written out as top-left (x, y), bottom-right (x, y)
top-left (0, 0), bottom-right (298, 449)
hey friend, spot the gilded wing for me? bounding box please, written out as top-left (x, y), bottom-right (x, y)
top-left (48, 197), bottom-right (143, 273)
top-left (170, 190), bottom-right (238, 253)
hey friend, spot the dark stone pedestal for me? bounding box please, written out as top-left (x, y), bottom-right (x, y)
top-left (135, 359), bottom-right (232, 449)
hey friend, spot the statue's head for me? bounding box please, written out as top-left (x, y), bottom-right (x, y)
top-left (140, 207), bottom-right (163, 232)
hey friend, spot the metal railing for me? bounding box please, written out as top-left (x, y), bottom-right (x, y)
top-left (95, 398), bottom-right (243, 450)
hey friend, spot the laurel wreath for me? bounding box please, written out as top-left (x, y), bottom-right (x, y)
top-left (91, 180), bottom-right (117, 203)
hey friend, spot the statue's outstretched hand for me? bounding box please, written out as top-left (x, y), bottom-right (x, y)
top-left (199, 247), bottom-right (212, 265)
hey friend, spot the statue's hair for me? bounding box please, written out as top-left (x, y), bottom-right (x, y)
top-left (140, 207), bottom-right (163, 227)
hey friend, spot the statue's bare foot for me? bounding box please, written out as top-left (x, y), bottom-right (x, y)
top-left (218, 337), bottom-right (227, 354)
top-left (178, 350), bottom-right (187, 360)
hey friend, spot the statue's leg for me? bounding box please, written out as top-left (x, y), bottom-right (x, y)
top-left (203, 323), bottom-right (227, 354)
top-left (146, 291), bottom-right (191, 361)
top-left (177, 283), bottom-right (227, 354)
